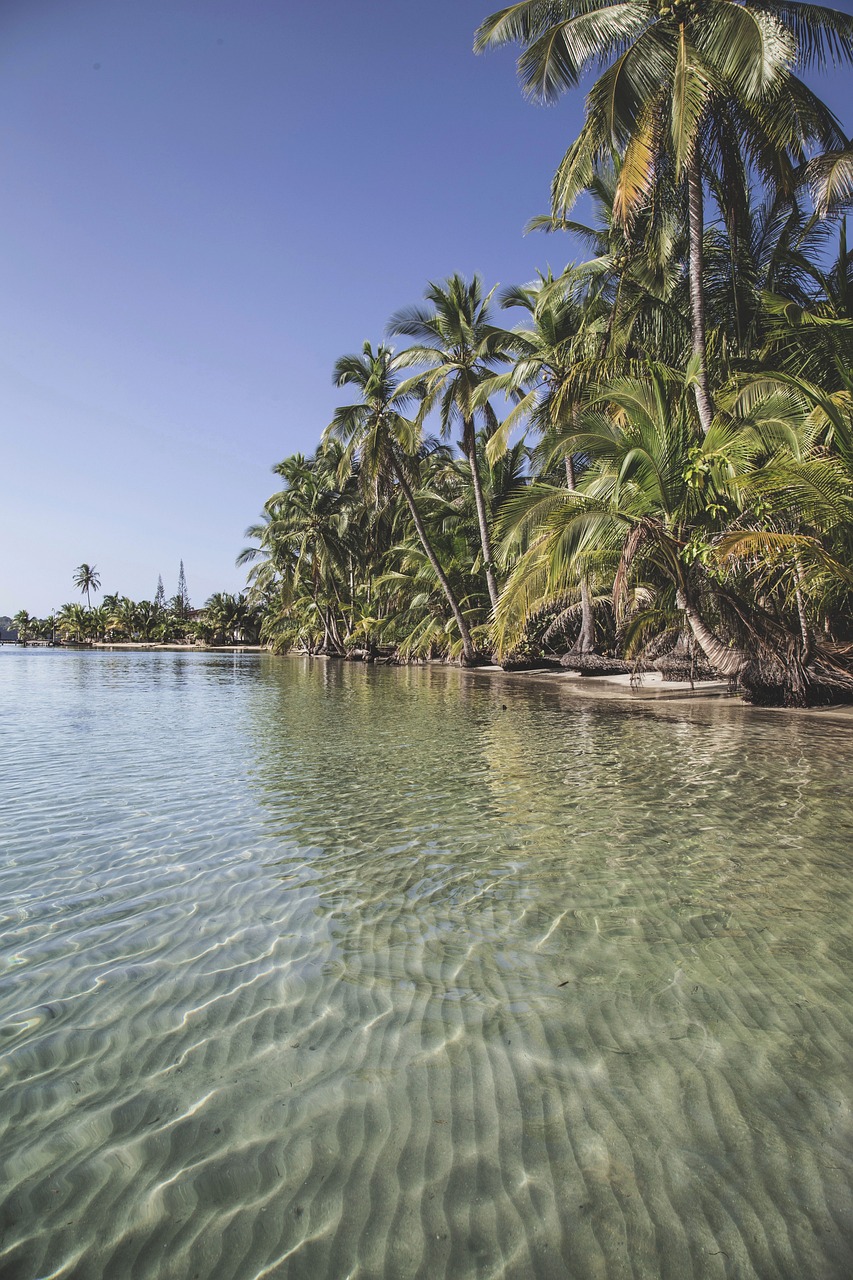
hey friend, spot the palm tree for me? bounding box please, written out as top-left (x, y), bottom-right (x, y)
top-left (389, 273), bottom-right (512, 609)
top-left (484, 272), bottom-right (606, 652)
top-left (475, 0), bottom-right (850, 433)
top-left (107, 596), bottom-right (139, 641)
top-left (202, 593), bottom-right (259, 644)
top-left (324, 341), bottom-right (479, 663)
top-left (807, 139), bottom-right (853, 216)
top-left (57, 601), bottom-right (90, 643)
top-left (12, 610), bottom-right (32, 643)
top-left (722, 369), bottom-right (853, 642)
top-left (528, 159), bottom-right (691, 368)
top-left (496, 359), bottom-right (853, 701)
top-left (240, 449), bottom-right (356, 653)
top-left (87, 605), bottom-right (110, 642)
top-left (73, 563), bottom-right (101, 609)
top-left (757, 216), bottom-right (853, 387)
top-left (495, 365), bottom-right (749, 655)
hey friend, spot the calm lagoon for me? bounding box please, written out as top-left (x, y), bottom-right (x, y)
top-left (1, 648), bottom-right (852, 1279)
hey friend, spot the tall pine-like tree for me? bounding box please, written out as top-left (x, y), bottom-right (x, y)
top-left (154, 575), bottom-right (166, 610)
top-left (176, 560), bottom-right (191, 617)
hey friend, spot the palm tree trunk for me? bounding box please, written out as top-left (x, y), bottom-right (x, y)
top-left (687, 153), bottom-right (714, 436)
top-left (328, 608), bottom-right (345, 654)
top-left (466, 431), bottom-right (500, 610)
top-left (565, 453), bottom-right (595, 653)
top-left (676, 588), bottom-right (746, 678)
top-left (791, 559), bottom-right (811, 665)
top-left (394, 462), bottom-right (478, 663)
top-left (577, 577), bottom-right (596, 652)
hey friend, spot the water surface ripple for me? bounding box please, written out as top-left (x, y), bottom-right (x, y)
top-left (1, 650), bottom-right (852, 1278)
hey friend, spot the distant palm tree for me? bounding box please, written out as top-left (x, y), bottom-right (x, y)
top-left (73, 563), bottom-right (101, 609)
top-left (57, 601), bottom-right (90, 643)
top-left (87, 605), bottom-right (110, 642)
top-left (12, 610), bottom-right (32, 642)
top-left (203, 592), bottom-right (259, 645)
top-left (133, 601), bottom-right (160, 641)
top-left (106, 596), bottom-right (138, 641)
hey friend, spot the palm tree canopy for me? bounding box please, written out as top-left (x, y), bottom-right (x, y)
top-left (325, 342), bottom-right (422, 495)
top-left (388, 273), bottom-right (511, 445)
top-left (475, 0), bottom-right (850, 223)
top-left (73, 563), bottom-right (101, 599)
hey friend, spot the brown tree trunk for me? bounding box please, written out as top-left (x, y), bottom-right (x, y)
top-left (687, 152), bottom-right (715, 436)
top-left (394, 462), bottom-right (478, 663)
top-left (466, 428), bottom-right (500, 610)
top-left (794, 560), bottom-right (811, 665)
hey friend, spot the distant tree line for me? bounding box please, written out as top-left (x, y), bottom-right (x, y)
top-left (11, 561), bottom-right (261, 647)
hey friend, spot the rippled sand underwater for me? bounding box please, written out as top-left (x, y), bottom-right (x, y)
top-left (1, 649), bottom-right (852, 1279)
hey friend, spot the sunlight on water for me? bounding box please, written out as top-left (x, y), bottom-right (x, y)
top-left (1, 650), bottom-right (852, 1278)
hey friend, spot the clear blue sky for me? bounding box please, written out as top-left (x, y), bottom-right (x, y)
top-left (2, 0), bottom-right (850, 616)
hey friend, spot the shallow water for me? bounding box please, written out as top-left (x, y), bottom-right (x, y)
top-left (1, 649), bottom-right (852, 1279)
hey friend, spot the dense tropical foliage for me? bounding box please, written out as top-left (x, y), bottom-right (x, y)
top-left (235, 2), bottom-right (853, 706)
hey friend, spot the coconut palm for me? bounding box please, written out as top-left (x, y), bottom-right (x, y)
top-left (495, 365), bottom-right (750, 658)
top-left (807, 140), bottom-right (853, 216)
top-left (12, 610), bottom-right (33, 642)
top-left (482, 272), bottom-right (604, 652)
top-left (497, 359), bottom-right (853, 700)
top-left (475, 0), bottom-right (850, 433)
top-left (87, 605), bottom-right (110, 642)
top-left (201, 593), bottom-right (259, 644)
top-left (73, 563), bottom-right (101, 609)
top-left (324, 341), bottom-right (479, 663)
top-left (57, 601), bottom-right (90, 642)
top-left (389, 273), bottom-right (512, 609)
top-left (107, 596), bottom-right (139, 641)
top-left (757, 217), bottom-right (853, 387)
top-left (240, 448), bottom-right (361, 653)
top-left (721, 369), bottom-right (853, 625)
top-left (528, 158), bottom-right (692, 369)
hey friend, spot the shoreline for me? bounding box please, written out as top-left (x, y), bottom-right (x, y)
top-left (462, 662), bottom-right (853, 725)
top-left (15, 642), bottom-right (853, 723)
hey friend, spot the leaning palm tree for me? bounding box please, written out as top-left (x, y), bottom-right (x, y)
top-left (475, 0), bottom-right (850, 433)
top-left (324, 341), bottom-right (479, 663)
top-left (389, 273), bottom-right (512, 610)
top-left (73, 563), bottom-right (101, 609)
top-left (498, 361), bottom-right (853, 701)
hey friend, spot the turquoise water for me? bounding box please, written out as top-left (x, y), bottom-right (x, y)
top-left (1, 649), bottom-right (852, 1279)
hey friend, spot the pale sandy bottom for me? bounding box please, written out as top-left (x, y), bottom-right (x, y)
top-left (1, 650), bottom-right (851, 1279)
